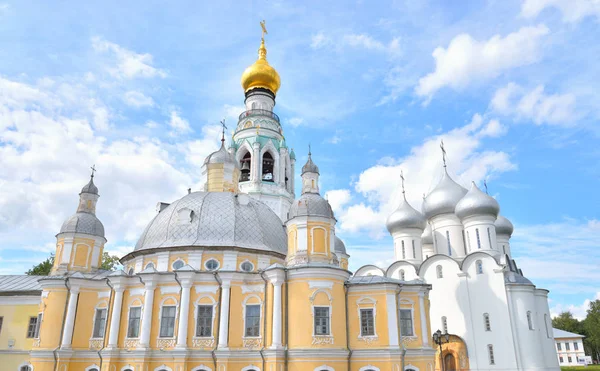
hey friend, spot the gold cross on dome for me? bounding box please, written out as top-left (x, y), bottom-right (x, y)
top-left (260, 20), bottom-right (268, 40)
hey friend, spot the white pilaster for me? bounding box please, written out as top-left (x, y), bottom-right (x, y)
top-left (176, 282), bottom-right (192, 348)
top-left (419, 291), bottom-right (429, 347)
top-left (139, 281), bottom-right (156, 348)
top-left (218, 281), bottom-right (231, 348)
top-left (271, 281), bottom-right (283, 348)
top-left (252, 143), bottom-right (261, 185)
top-left (107, 287), bottom-right (124, 348)
top-left (386, 293), bottom-right (399, 346)
top-left (61, 286), bottom-right (80, 349)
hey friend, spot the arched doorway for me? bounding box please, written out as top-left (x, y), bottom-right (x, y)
top-left (444, 353), bottom-right (456, 371)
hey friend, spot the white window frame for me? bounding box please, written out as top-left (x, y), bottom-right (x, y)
top-left (399, 298), bottom-right (416, 338)
top-left (84, 365), bottom-right (100, 371)
top-left (126, 303), bottom-right (143, 339)
top-left (121, 365), bottom-right (135, 371)
top-left (204, 259), bottom-right (220, 271)
top-left (241, 366), bottom-right (261, 371)
top-left (144, 262), bottom-right (155, 270)
top-left (310, 289), bottom-right (334, 342)
top-left (239, 260), bottom-right (255, 272)
top-left (242, 294), bottom-right (263, 339)
top-left (360, 366), bottom-right (381, 371)
top-left (194, 295), bottom-right (217, 339)
top-left (191, 366), bottom-right (213, 371)
top-left (356, 297), bottom-right (377, 340)
top-left (18, 362), bottom-right (33, 371)
top-left (310, 226), bottom-right (329, 256)
top-left (314, 366), bottom-right (335, 371)
top-left (91, 306), bottom-right (108, 339)
top-left (158, 296), bottom-right (179, 339)
top-left (154, 365), bottom-right (173, 371)
top-left (171, 259), bottom-right (185, 271)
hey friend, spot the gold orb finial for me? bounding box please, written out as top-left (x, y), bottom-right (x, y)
top-left (241, 20), bottom-right (281, 95)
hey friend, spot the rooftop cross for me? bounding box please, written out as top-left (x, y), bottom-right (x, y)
top-left (220, 119), bottom-right (227, 143)
top-left (440, 139), bottom-right (447, 168)
top-left (484, 179), bottom-right (489, 194)
top-left (90, 164), bottom-right (96, 178)
top-left (400, 169), bottom-right (406, 196)
top-left (308, 143), bottom-right (311, 155)
top-left (260, 20), bottom-right (268, 40)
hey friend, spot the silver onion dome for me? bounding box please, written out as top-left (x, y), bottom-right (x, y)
top-left (422, 169), bottom-right (467, 219)
top-left (301, 152), bottom-right (319, 174)
top-left (204, 143), bottom-right (239, 167)
top-left (495, 215), bottom-right (514, 236)
top-left (334, 236), bottom-right (347, 255)
top-left (80, 177), bottom-right (99, 195)
top-left (60, 212), bottom-right (105, 238)
top-left (135, 192), bottom-right (286, 255)
top-left (421, 224), bottom-right (433, 244)
top-left (455, 182), bottom-right (500, 220)
top-left (386, 197), bottom-right (426, 234)
top-left (288, 193), bottom-right (334, 219)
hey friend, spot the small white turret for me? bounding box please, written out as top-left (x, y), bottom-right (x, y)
top-left (495, 214), bottom-right (514, 256)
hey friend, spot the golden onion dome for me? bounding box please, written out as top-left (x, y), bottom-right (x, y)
top-left (241, 38), bottom-right (281, 95)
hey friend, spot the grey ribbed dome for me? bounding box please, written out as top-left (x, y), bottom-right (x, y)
top-left (495, 215), bottom-right (514, 236)
top-left (421, 224), bottom-right (433, 244)
top-left (135, 192), bottom-right (286, 255)
top-left (422, 170), bottom-right (467, 219)
top-left (386, 197), bottom-right (426, 233)
top-left (301, 152), bottom-right (319, 174)
top-left (288, 193), bottom-right (333, 219)
top-left (80, 177), bottom-right (99, 195)
top-left (455, 182), bottom-right (500, 220)
top-left (60, 212), bottom-right (105, 238)
top-left (204, 143), bottom-right (238, 167)
top-left (334, 236), bottom-right (347, 255)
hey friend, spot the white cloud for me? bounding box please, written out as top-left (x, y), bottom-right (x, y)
top-left (325, 189), bottom-right (352, 213)
top-left (92, 36), bottom-right (167, 79)
top-left (521, 0), bottom-right (600, 23)
top-left (416, 25), bottom-right (549, 101)
top-left (550, 292), bottom-right (600, 320)
top-left (311, 32), bottom-right (400, 55)
top-left (123, 90), bottom-right (154, 108)
top-left (287, 117), bottom-right (304, 128)
top-left (343, 34), bottom-right (386, 51)
top-left (477, 119), bottom-right (508, 138)
top-left (311, 33), bottom-right (331, 49)
top-left (167, 111), bottom-right (192, 136)
top-left (332, 114), bottom-right (514, 237)
top-left (491, 83), bottom-right (577, 125)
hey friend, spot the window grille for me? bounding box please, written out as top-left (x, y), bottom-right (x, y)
top-left (484, 313), bottom-right (491, 331)
top-left (488, 344), bottom-right (495, 365)
top-left (442, 316), bottom-right (448, 333)
top-left (245, 304), bottom-right (261, 337)
top-left (314, 307), bottom-right (330, 335)
top-left (476, 228), bottom-right (481, 249)
top-left (360, 309), bottom-right (375, 336)
top-left (27, 316), bottom-right (38, 338)
top-left (476, 260), bottom-right (483, 274)
top-left (196, 305), bottom-right (213, 337)
top-left (127, 307), bottom-right (141, 338)
top-left (400, 309), bottom-right (413, 336)
top-left (160, 306), bottom-right (177, 337)
top-left (92, 309), bottom-right (107, 338)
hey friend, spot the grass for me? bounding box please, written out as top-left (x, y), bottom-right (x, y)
top-left (561, 366), bottom-right (600, 371)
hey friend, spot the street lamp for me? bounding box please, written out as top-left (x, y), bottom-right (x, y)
top-left (432, 329), bottom-right (450, 371)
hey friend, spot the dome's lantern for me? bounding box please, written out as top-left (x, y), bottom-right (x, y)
top-left (240, 21), bottom-right (281, 96)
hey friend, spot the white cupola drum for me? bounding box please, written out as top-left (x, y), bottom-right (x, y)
top-left (386, 171), bottom-right (426, 263)
top-left (455, 181), bottom-right (500, 255)
top-left (495, 214), bottom-right (514, 256)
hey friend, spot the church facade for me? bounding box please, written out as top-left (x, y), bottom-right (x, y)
top-left (0, 25), bottom-right (558, 371)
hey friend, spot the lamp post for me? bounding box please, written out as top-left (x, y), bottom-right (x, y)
top-left (432, 329), bottom-right (450, 371)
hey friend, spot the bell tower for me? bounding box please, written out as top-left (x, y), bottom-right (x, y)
top-left (232, 21), bottom-right (294, 221)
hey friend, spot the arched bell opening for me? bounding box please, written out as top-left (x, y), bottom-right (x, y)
top-left (240, 151), bottom-right (251, 182)
top-left (262, 152), bottom-right (274, 182)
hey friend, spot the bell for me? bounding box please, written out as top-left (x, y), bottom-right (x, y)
top-left (241, 161), bottom-right (250, 171)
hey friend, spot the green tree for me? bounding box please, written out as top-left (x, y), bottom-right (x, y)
top-left (26, 252), bottom-right (121, 275)
top-left (552, 311), bottom-right (584, 334)
top-left (584, 300), bottom-right (600, 362)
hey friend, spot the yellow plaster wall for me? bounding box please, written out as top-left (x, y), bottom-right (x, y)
top-left (287, 225), bottom-right (297, 256)
top-left (150, 286), bottom-right (181, 348)
top-left (119, 287), bottom-right (144, 348)
top-left (71, 291), bottom-right (108, 349)
top-left (348, 290), bottom-right (391, 348)
top-left (307, 221), bottom-right (331, 258)
top-left (227, 284), bottom-right (265, 349)
top-left (38, 289), bottom-right (67, 349)
top-left (0, 301), bottom-right (39, 350)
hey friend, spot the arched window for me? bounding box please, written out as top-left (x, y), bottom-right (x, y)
top-left (442, 316), bottom-right (448, 333)
top-left (436, 265), bottom-right (443, 279)
top-left (399, 269), bottom-right (405, 281)
top-left (483, 313), bottom-right (491, 331)
top-left (544, 314), bottom-right (550, 338)
top-left (527, 311), bottom-right (534, 330)
top-left (401, 240), bottom-right (406, 259)
top-left (19, 366), bottom-right (32, 371)
top-left (412, 240), bottom-right (416, 258)
top-left (476, 260), bottom-right (483, 274)
top-left (128, 267), bottom-right (134, 275)
top-left (205, 259), bottom-right (219, 271)
top-left (240, 152), bottom-right (251, 181)
top-left (466, 231), bottom-right (472, 251)
top-left (262, 152), bottom-right (274, 182)
top-left (240, 261), bottom-right (254, 272)
top-left (145, 262), bottom-right (155, 270)
top-left (172, 260), bottom-right (184, 270)
top-left (476, 228), bottom-right (481, 249)
top-left (446, 231), bottom-right (452, 256)
top-left (462, 230), bottom-right (467, 255)
top-left (487, 227), bottom-right (493, 249)
top-left (487, 344), bottom-right (495, 365)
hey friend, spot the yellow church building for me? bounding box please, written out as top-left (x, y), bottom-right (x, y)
top-left (0, 26), bottom-right (437, 371)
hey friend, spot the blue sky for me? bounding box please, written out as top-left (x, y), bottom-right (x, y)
top-left (0, 0), bottom-right (598, 318)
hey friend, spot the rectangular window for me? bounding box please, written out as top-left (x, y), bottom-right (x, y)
top-left (462, 230), bottom-right (467, 255)
top-left (488, 344), bottom-right (495, 365)
top-left (557, 342), bottom-right (562, 351)
top-left (245, 304), bottom-right (261, 337)
top-left (484, 313), bottom-right (491, 331)
top-left (442, 316), bottom-right (448, 333)
top-left (559, 357), bottom-right (564, 363)
top-left (160, 306), bottom-right (177, 338)
top-left (93, 308), bottom-right (107, 338)
top-left (196, 305), bottom-right (213, 337)
top-left (467, 231), bottom-right (472, 251)
top-left (360, 309), bottom-right (375, 336)
top-left (401, 240), bottom-right (405, 259)
top-left (27, 316), bottom-right (38, 338)
top-left (400, 309), bottom-right (414, 336)
top-left (574, 342), bottom-right (578, 351)
top-left (127, 307), bottom-right (141, 338)
top-left (487, 227), bottom-right (493, 249)
top-left (566, 342), bottom-right (570, 351)
top-left (0, 316), bottom-right (3, 335)
top-left (314, 307), bottom-right (330, 335)
top-left (412, 240), bottom-right (416, 259)
top-left (446, 230), bottom-right (452, 256)
top-left (568, 356), bottom-right (572, 363)
top-left (476, 228), bottom-right (482, 249)
top-left (34, 313), bottom-right (42, 338)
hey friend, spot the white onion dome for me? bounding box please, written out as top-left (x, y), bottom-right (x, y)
top-left (301, 152), bottom-right (319, 174)
top-left (80, 176), bottom-right (99, 195)
top-left (204, 142), bottom-right (239, 168)
top-left (421, 224), bottom-right (433, 244)
top-left (422, 169), bottom-right (467, 219)
top-left (334, 236), bottom-right (347, 255)
top-left (59, 212), bottom-right (105, 238)
top-left (288, 193), bottom-right (334, 219)
top-left (495, 215), bottom-right (514, 237)
top-left (134, 192), bottom-right (286, 255)
top-left (455, 182), bottom-right (500, 220)
top-left (386, 196), bottom-right (426, 233)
